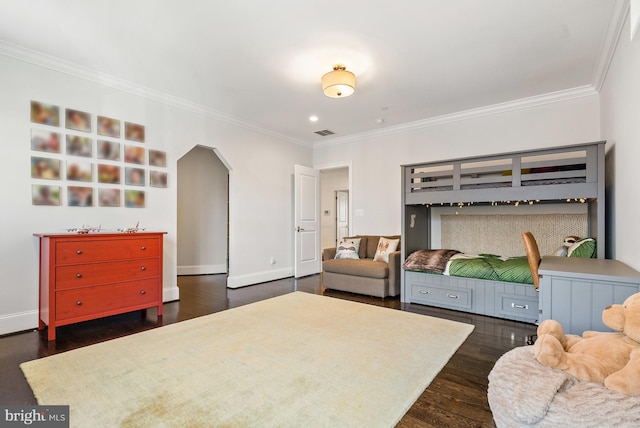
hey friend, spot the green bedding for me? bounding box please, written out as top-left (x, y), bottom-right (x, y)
top-left (447, 255), bottom-right (533, 285)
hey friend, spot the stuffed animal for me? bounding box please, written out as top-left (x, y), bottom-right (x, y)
top-left (533, 292), bottom-right (640, 396)
top-left (552, 235), bottom-right (580, 256)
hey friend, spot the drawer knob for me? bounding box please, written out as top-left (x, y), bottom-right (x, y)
top-left (76, 273), bottom-right (83, 278)
top-left (76, 250), bottom-right (83, 255)
top-left (141, 246), bottom-right (146, 251)
top-left (76, 300), bottom-right (82, 306)
top-left (447, 293), bottom-right (459, 299)
top-left (140, 290), bottom-right (146, 295)
top-left (418, 289), bottom-right (430, 294)
top-left (511, 303), bottom-right (529, 310)
top-left (141, 266), bottom-right (146, 271)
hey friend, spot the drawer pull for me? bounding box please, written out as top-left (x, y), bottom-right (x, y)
top-left (76, 250), bottom-right (83, 255)
top-left (511, 303), bottom-right (529, 310)
top-left (141, 246), bottom-right (146, 251)
top-left (447, 293), bottom-right (459, 299)
top-left (76, 273), bottom-right (83, 278)
top-left (140, 290), bottom-right (146, 295)
top-left (141, 266), bottom-right (146, 271)
top-left (76, 300), bottom-right (82, 306)
top-left (418, 289), bottom-right (430, 294)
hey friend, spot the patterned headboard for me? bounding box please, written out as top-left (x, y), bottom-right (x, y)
top-left (441, 214), bottom-right (588, 257)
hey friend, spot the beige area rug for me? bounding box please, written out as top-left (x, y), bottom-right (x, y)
top-left (21, 292), bottom-right (474, 427)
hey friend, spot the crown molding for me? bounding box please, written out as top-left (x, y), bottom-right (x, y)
top-left (314, 0), bottom-right (629, 150)
top-left (312, 85), bottom-right (599, 149)
top-left (591, 0), bottom-right (629, 92)
top-left (0, 40), bottom-right (310, 148)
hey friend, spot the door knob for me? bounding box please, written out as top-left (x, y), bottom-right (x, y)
top-left (296, 226), bottom-right (305, 232)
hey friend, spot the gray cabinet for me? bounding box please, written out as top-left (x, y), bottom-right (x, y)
top-left (539, 257), bottom-right (640, 335)
top-left (404, 271), bottom-right (539, 323)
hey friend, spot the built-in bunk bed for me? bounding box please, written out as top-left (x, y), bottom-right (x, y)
top-left (401, 141), bottom-right (605, 323)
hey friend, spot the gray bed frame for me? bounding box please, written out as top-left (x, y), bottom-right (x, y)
top-left (400, 141), bottom-right (606, 323)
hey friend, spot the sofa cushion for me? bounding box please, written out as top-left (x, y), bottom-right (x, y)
top-left (322, 258), bottom-right (389, 279)
top-left (345, 236), bottom-right (368, 259)
top-left (334, 237), bottom-right (361, 259)
top-left (366, 235), bottom-right (401, 259)
top-left (373, 237), bottom-right (400, 263)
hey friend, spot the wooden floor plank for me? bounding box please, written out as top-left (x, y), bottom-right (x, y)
top-left (0, 274), bottom-right (536, 426)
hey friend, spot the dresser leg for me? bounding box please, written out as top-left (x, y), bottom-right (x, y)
top-left (47, 326), bottom-right (56, 341)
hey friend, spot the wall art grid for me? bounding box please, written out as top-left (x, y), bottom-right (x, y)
top-left (29, 101), bottom-right (168, 208)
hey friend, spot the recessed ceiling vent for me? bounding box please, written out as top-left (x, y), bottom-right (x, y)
top-left (314, 129), bottom-right (335, 136)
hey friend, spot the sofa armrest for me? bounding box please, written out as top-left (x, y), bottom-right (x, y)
top-left (387, 251), bottom-right (402, 296)
top-left (323, 247), bottom-right (337, 261)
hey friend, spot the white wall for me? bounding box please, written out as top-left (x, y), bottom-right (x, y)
top-left (600, 12), bottom-right (640, 271)
top-left (0, 54), bottom-right (311, 335)
top-left (177, 146), bottom-right (228, 275)
top-left (320, 168), bottom-right (349, 249)
top-left (313, 96), bottom-right (602, 237)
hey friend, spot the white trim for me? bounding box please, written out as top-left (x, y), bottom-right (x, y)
top-left (0, 310), bottom-right (38, 336)
top-left (0, 40), bottom-right (310, 148)
top-left (312, 86), bottom-right (598, 148)
top-left (315, 161), bottom-right (353, 241)
top-left (163, 285), bottom-right (180, 302)
top-left (632, 0), bottom-right (640, 40)
top-left (591, 0), bottom-right (629, 91)
top-left (177, 264), bottom-right (227, 275)
top-left (226, 268), bottom-right (294, 289)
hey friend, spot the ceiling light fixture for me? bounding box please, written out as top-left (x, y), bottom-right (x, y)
top-left (321, 64), bottom-right (355, 98)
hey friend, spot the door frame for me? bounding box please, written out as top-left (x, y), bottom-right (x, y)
top-left (317, 161), bottom-right (353, 248)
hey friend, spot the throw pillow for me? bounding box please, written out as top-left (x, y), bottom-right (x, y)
top-left (334, 238), bottom-right (361, 259)
top-left (373, 237), bottom-right (400, 263)
top-left (567, 238), bottom-right (597, 258)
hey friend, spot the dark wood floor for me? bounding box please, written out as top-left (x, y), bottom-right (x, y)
top-left (0, 274), bottom-right (536, 427)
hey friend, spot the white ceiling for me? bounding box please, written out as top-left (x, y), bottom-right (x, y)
top-left (0, 0), bottom-right (628, 145)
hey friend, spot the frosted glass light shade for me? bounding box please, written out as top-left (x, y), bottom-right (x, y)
top-left (321, 65), bottom-right (355, 98)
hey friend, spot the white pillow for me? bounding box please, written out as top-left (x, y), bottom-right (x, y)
top-left (334, 238), bottom-right (361, 259)
top-left (373, 237), bottom-right (399, 263)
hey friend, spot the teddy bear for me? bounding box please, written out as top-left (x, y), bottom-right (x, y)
top-left (533, 292), bottom-right (640, 396)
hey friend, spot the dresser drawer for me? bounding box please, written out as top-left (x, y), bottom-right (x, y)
top-left (497, 293), bottom-right (539, 319)
top-left (56, 278), bottom-right (160, 321)
top-left (56, 259), bottom-right (160, 289)
top-left (55, 238), bottom-right (160, 264)
top-left (410, 284), bottom-right (472, 310)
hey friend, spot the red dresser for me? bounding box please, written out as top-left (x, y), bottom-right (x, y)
top-left (34, 232), bottom-right (166, 340)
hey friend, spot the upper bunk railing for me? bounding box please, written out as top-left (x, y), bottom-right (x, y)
top-left (403, 141), bottom-right (605, 205)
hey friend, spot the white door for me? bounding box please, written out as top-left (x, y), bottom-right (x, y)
top-left (336, 190), bottom-right (349, 245)
top-left (294, 165), bottom-right (321, 277)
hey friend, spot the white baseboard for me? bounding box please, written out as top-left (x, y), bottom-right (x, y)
top-left (163, 285), bottom-right (180, 302)
top-left (177, 264), bottom-right (227, 276)
top-left (0, 310), bottom-right (39, 336)
top-left (227, 267), bottom-right (294, 289)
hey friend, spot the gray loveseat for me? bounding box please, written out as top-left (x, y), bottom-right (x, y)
top-left (322, 235), bottom-right (401, 298)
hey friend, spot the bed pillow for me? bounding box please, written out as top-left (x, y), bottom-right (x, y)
top-left (334, 238), bottom-right (362, 259)
top-left (567, 238), bottom-right (597, 258)
top-left (373, 237), bottom-right (399, 263)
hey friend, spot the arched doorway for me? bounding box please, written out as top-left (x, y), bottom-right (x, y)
top-left (177, 146), bottom-right (230, 275)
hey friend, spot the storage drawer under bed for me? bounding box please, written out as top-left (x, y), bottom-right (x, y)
top-left (410, 283), bottom-right (473, 310)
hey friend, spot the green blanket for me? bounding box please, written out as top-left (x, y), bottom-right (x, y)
top-left (448, 255), bottom-right (533, 285)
